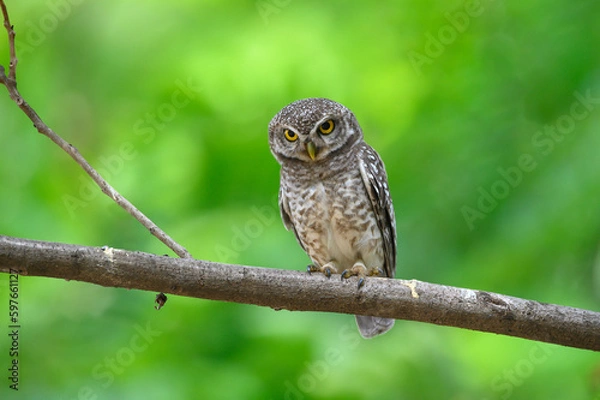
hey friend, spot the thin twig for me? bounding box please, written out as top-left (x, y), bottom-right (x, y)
top-left (1, 235), bottom-right (599, 351)
top-left (0, 0), bottom-right (191, 260)
top-left (0, 0), bottom-right (16, 80)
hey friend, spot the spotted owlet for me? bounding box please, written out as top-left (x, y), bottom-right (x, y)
top-left (268, 98), bottom-right (397, 338)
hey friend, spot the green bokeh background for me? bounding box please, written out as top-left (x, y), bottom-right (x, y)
top-left (1, 0), bottom-right (599, 399)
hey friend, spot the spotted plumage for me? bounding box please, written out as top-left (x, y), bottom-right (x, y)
top-left (268, 98), bottom-right (397, 338)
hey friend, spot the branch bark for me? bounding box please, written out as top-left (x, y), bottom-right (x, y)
top-left (1, 235), bottom-right (598, 351)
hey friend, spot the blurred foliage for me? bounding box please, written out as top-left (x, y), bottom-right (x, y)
top-left (1, 0), bottom-right (599, 399)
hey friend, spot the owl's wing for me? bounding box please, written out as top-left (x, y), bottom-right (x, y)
top-left (357, 143), bottom-right (397, 278)
top-left (278, 185), bottom-right (307, 252)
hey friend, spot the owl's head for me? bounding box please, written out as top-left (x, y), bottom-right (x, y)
top-left (268, 98), bottom-right (363, 164)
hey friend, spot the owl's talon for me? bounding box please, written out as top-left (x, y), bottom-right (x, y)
top-left (357, 277), bottom-right (365, 289)
top-left (307, 261), bottom-right (337, 278)
top-left (341, 261), bottom-right (370, 289)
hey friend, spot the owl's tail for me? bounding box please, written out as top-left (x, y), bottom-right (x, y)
top-left (355, 315), bottom-right (395, 339)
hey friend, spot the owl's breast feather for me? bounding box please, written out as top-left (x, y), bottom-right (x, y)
top-left (295, 177), bottom-right (383, 270)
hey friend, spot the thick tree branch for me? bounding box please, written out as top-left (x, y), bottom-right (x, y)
top-left (0, 0), bottom-right (190, 260)
top-left (1, 235), bottom-right (598, 351)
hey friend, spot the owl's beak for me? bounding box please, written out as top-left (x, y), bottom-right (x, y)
top-left (306, 141), bottom-right (317, 160)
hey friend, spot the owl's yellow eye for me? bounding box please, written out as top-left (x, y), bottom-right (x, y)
top-left (318, 119), bottom-right (335, 135)
top-left (284, 129), bottom-right (298, 142)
